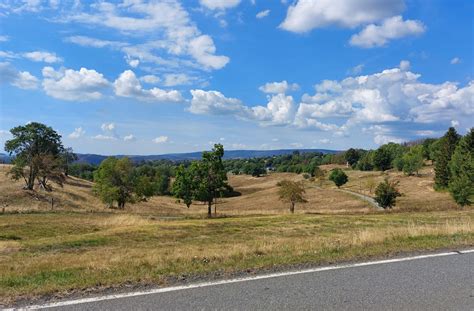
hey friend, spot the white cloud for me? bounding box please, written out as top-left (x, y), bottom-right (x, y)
top-left (200, 0), bottom-right (241, 10)
top-left (450, 57), bottom-right (461, 65)
top-left (349, 64), bottom-right (364, 75)
top-left (280, 0), bottom-right (405, 33)
top-left (250, 94), bottom-right (296, 125)
top-left (62, 1), bottom-right (229, 71)
top-left (127, 59), bottom-right (140, 68)
top-left (68, 127), bottom-right (85, 139)
top-left (451, 120), bottom-right (459, 128)
top-left (123, 134), bottom-right (136, 142)
top-left (114, 70), bottom-right (182, 103)
top-left (92, 134), bottom-right (117, 141)
top-left (259, 81), bottom-right (299, 94)
top-left (140, 75), bottom-right (161, 84)
top-left (350, 16), bottom-right (425, 48)
top-left (188, 35), bottom-right (230, 70)
top-left (42, 66), bottom-right (109, 101)
top-left (399, 60), bottom-right (410, 71)
top-left (23, 51), bottom-right (62, 63)
top-left (256, 9), bottom-right (270, 19)
top-left (189, 89), bottom-right (244, 115)
top-left (65, 36), bottom-right (126, 49)
top-left (153, 136), bottom-right (169, 144)
top-left (296, 66), bottom-right (474, 129)
top-left (319, 138), bottom-right (331, 144)
top-left (0, 36), bottom-right (9, 42)
top-left (374, 134), bottom-right (404, 145)
top-left (101, 123), bottom-right (115, 132)
top-left (0, 62), bottom-right (39, 90)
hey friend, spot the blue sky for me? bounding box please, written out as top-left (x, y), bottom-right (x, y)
top-left (0, 0), bottom-right (472, 155)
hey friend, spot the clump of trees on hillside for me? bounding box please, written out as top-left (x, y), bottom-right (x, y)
top-left (5, 122), bottom-right (75, 191)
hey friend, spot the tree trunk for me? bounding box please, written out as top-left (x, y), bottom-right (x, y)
top-left (207, 201), bottom-right (212, 218)
top-left (290, 202), bottom-right (295, 214)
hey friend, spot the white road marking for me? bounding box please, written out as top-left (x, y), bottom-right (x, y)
top-left (7, 249), bottom-right (473, 310)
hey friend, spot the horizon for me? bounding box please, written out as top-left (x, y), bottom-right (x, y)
top-left (1, 1), bottom-right (473, 155)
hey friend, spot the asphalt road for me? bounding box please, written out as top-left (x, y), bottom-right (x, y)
top-left (28, 251), bottom-right (474, 310)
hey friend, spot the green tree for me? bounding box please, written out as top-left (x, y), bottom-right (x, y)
top-left (134, 175), bottom-right (156, 202)
top-left (373, 143), bottom-right (404, 171)
top-left (93, 157), bottom-right (135, 209)
top-left (434, 127), bottom-right (460, 189)
top-left (422, 138), bottom-right (437, 160)
top-left (313, 166), bottom-right (326, 186)
top-left (329, 168), bottom-right (348, 188)
top-left (448, 129), bottom-right (473, 206)
top-left (192, 144), bottom-right (229, 217)
top-left (345, 148), bottom-right (360, 167)
top-left (357, 151), bottom-right (374, 171)
top-left (374, 178), bottom-right (402, 209)
top-left (277, 180), bottom-right (307, 213)
top-left (402, 145), bottom-right (424, 176)
top-left (172, 165), bottom-right (194, 208)
top-left (5, 122), bottom-right (65, 190)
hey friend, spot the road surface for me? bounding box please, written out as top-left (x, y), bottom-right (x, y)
top-left (16, 250), bottom-right (474, 310)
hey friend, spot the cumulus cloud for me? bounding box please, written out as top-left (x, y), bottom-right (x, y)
top-left (42, 66), bottom-right (109, 101)
top-left (200, 0), bottom-right (241, 10)
top-left (0, 35), bottom-right (9, 42)
top-left (23, 51), bottom-right (62, 63)
top-left (101, 123), bottom-right (115, 132)
top-left (114, 70), bottom-right (182, 102)
top-left (256, 9), bottom-right (270, 19)
top-left (350, 16), bottom-right (425, 48)
top-left (92, 134), bottom-right (117, 141)
top-left (0, 62), bottom-right (39, 89)
top-left (68, 127), bottom-right (85, 139)
top-left (189, 89), bottom-right (295, 126)
top-left (189, 89), bottom-right (244, 115)
top-left (297, 67), bottom-right (474, 131)
top-left (399, 60), bottom-right (410, 71)
top-left (280, 0), bottom-right (405, 33)
top-left (153, 136), bottom-right (169, 144)
top-left (259, 80), bottom-right (299, 94)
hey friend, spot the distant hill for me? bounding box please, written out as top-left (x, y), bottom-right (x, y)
top-left (75, 149), bottom-right (340, 165)
top-left (0, 153), bottom-right (11, 163)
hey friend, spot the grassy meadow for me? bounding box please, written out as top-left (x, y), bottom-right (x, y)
top-left (0, 164), bottom-right (472, 305)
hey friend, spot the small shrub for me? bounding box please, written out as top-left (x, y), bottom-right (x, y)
top-left (328, 168), bottom-right (348, 188)
top-left (374, 178), bottom-right (402, 209)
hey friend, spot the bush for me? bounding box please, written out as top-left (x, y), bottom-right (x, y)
top-left (328, 168), bottom-right (348, 188)
top-left (374, 178), bottom-right (402, 209)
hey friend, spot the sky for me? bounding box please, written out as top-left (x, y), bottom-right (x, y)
top-left (0, 0), bottom-right (473, 155)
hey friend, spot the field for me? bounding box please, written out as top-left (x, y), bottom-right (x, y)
top-left (0, 164), bottom-right (472, 305)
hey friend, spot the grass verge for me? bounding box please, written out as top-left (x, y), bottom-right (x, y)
top-left (0, 210), bottom-right (473, 305)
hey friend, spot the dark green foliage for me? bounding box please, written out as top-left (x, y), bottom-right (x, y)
top-left (328, 168), bottom-right (348, 188)
top-left (344, 148), bottom-right (361, 167)
top-left (172, 165), bottom-right (193, 208)
top-left (243, 162), bottom-right (266, 177)
top-left (392, 157), bottom-right (405, 172)
top-left (93, 157), bottom-right (135, 209)
top-left (374, 179), bottom-right (402, 209)
top-left (434, 127), bottom-right (461, 189)
top-left (422, 138), bottom-right (437, 160)
top-left (4, 122), bottom-right (67, 190)
top-left (69, 163), bottom-right (97, 181)
top-left (448, 129), bottom-right (473, 206)
top-left (373, 143), bottom-right (405, 171)
top-left (356, 151), bottom-right (374, 171)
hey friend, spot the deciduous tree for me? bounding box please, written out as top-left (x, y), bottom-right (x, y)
top-left (277, 180), bottom-right (307, 213)
top-left (329, 168), bottom-right (348, 188)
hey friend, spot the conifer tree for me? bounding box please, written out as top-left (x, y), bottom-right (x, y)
top-left (448, 129), bottom-right (473, 206)
top-left (434, 127), bottom-right (460, 189)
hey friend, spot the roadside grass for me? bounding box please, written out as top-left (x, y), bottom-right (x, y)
top-left (0, 210), bottom-right (472, 304)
